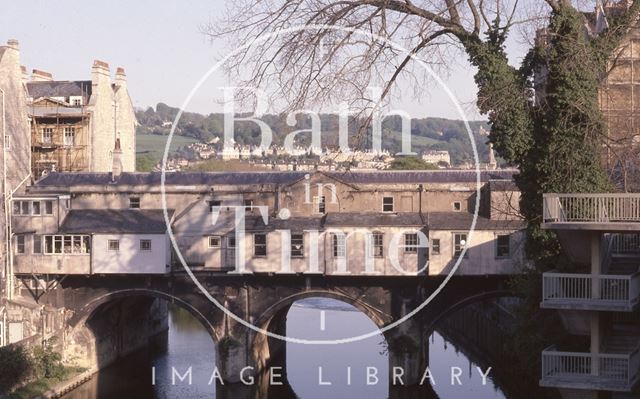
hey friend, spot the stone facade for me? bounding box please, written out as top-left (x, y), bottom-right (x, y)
top-left (26, 60), bottom-right (136, 176)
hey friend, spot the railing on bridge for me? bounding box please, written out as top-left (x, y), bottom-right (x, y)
top-left (542, 271), bottom-right (640, 311)
top-left (543, 194), bottom-right (640, 224)
top-left (541, 346), bottom-right (640, 391)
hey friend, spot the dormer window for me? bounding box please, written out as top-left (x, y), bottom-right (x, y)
top-left (452, 201), bottom-right (462, 212)
top-left (72, 97), bottom-right (82, 106)
top-left (382, 197), bottom-right (394, 212)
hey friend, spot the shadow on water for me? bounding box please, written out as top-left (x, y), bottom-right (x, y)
top-left (61, 298), bottom-right (543, 399)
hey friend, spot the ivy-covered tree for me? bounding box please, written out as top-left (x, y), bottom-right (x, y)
top-left (209, 0), bottom-right (640, 266)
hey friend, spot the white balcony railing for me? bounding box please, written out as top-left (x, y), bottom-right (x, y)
top-left (543, 193), bottom-right (640, 224)
top-left (542, 272), bottom-right (640, 310)
top-left (612, 233), bottom-right (640, 255)
top-left (541, 346), bottom-right (640, 390)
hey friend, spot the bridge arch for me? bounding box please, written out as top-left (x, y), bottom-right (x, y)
top-left (425, 289), bottom-right (521, 332)
top-left (64, 288), bottom-right (219, 371)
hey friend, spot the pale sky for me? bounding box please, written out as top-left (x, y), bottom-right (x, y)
top-left (2, 0), bottom-right (529, 121)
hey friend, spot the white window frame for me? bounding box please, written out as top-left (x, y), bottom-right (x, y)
top-left (208, 235), bottom-right (221, 248)
top-left (253, 233), bottom-right (267, 257)
top-left (42, 128), bottom-right (53, 144)
top-left (332, 233), bottom-right (346, 258)
top-left (371, 232), bottom-right (384, 258)
top-left (63, 127), bottom-right (75, 146)
top-left (431, 238), bottom-right (441, 255)
top-left (129, 196), bottom-right (141, 209)
top-left (313, 195), bottom-right (326, 214)
top-left (44, 200), bottom-right (53, 215)
top-left (290, 233), bottom-right (304, 258)
top-left (140, 239), bottom-right (152, 251)
top-left (42, 235), bottom-right (90, 255)
top-left (453, 233), bottom-right (468, 258)
top-left (15, 235), bottom-right (25, 254)
top-left (108, 239), bottom-right (120, 252)
top-left (382, 196), bottom-right (394, 212)
top-left (452, 201), bottom-right (462, 212)
top-left (404, 233), bottom-right (418, 253)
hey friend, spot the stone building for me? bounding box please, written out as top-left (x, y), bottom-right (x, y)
top-left (9, 169), bottom-right (527, 284)
top-left (26, 60), bottom-right (136, 176)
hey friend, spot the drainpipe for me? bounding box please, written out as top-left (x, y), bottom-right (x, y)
top-left (1, 87), bottom-right (8, 300)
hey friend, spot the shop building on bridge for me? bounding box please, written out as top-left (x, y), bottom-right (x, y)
top-left (9, 169), bottom-right (528, 291)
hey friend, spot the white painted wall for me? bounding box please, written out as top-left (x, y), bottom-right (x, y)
top-left (92, 234), bottom-right (168, 274)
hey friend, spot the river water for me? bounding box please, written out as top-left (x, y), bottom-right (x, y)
top-left (61, 299), bottom-right (508, 399)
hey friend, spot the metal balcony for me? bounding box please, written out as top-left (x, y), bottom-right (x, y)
top-left (541, 271), bottom-right (640, 312)
top-left (543, 194), bottom-right (640, 231)
top-left (541, 346), bottom-right (640, 392)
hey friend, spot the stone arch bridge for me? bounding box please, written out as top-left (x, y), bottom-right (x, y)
top-left (29, 272), bottom-right (512, 396)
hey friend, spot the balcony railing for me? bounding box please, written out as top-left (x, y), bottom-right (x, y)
top-left (543, 193), bottom-right (640, 224)
top-left (542, 271), bottom-right (640, 311)
top-left (541, 346), bottom-right (640, 391)
top-left (612, 233), bottom-right (640, 255)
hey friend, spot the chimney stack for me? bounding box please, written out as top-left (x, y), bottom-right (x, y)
top-left (32, 69), bottom-right (53, 82)
top-left (111, 138), bottom-right (123, 181)
top-left (6, 39), bottom-right (19, 50)
top-left (91, 59), bottom-right (110, 88)
top-left (115, 67), bottom-right (127, 88)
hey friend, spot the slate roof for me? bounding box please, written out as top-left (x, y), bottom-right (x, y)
top-left (27, 80), bottom-right (92, 99)
top-left (426, 212), bottom-right (525, 231)
top-left (59, 209), bottom-right (173, 234)
top-left (324, 212), bottom-right (425, 227)
top-left (488, 179), bottom-right (518, 192)
top-left (35, 170), bottom-right (518, 188)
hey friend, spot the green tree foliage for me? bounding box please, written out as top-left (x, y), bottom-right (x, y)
top-left (461, 3), bottom-right (640, 268)
top-left (388, 156), bottom-right (438, 170)
top-left (0, 345), bottom-right (31, 394)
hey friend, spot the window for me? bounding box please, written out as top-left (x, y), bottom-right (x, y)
top-left (140, 239), bottom-right (152, 251)
top-left (431, 239), bottom-right (441, 255)
top-left (44, 201), bottom-right (53, 215)
top-left (208, 200), bottom-right (221, 212)
top-left (291, 233), bottom-right (304, 258)
top-left (129, 196), bottom-right (140, 209)
top-left (108, 239), bottom-right (120, 252)
top-left (227, 235), bottom-right (236, 248)
top-left (244, 199), bottom-right (253, 211)
top-left (32, 201), bottom-right (40, 215)
top-left (5, 135), bottom-right (10, 150)
top-left (371, 232), bottom-right (384, 258)
top-left (314, 196), bottom-right (326, 214)
top-left (404, 233), bottom-right (418, 253)
top-left (208, 236), bottom-right (221, 248)
top-left (16, 236), bottom-right (25, 254)
top-left (13, 201), bottom-right (31, 215)
top-left (382, 197), bottom-right (394, 212)
top-left (453, 233), bottom-right (468, 258)
top-left (496, 234), bottom-right (510, 258)
top-left (453, 201), bottom-right (462, 212)
top-left (33, 235), bottom-right (42, 254)
top-left (332, 233), bottom-right (346, 258)
top-left (63, 127), bottom-right (75, 146)
top-left (42, 128), bottom-right (53, 144)
top-left (254, 233), bottom-right (267, 257)
top-left (72, 97), bottom-right (82, 106)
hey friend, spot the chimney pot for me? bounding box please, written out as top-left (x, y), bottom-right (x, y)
top-left (32, 69), bottom-right (53, 81)
top-left (92, 60), bottom-right (110, 70)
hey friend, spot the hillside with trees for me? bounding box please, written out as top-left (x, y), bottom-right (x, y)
top-left (135, 103), bottom-right (493, 166)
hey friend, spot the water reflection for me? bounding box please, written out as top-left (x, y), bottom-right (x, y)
top-left (62, 299), bottom-right (511, 399)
